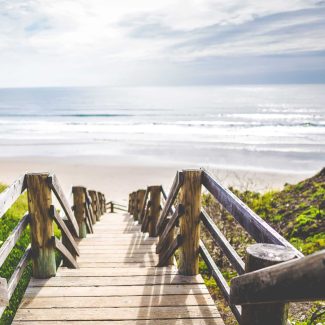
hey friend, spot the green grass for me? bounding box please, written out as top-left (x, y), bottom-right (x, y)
top-left (0, 184), bottom-right (31, 325)
top-left (201, 168), bottom-right (325, 325)
top-left (0, 183), bottom-right (62, 325)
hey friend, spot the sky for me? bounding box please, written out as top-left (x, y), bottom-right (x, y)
top-left (0, 0), bottom-right (325, 87)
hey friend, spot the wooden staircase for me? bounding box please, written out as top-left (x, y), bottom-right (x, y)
top-left (13, 212), bottom-right (224, 324)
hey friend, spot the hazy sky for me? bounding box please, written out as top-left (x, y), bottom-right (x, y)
top-left (1, 0), bottom-right (325, 87)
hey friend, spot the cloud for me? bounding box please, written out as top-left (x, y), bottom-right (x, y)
top-left (0, 0), bottom-right (324, 86)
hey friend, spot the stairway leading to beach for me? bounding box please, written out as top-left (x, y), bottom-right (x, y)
top-left (2, 171), bottom-right (322, 325)
top-left (13, 211), bottom-right (223, 324)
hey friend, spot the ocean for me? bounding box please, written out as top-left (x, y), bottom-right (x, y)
top-left (0, 85), bottom-right (324, 174)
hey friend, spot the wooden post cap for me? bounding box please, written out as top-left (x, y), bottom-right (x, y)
top-left (246, 243), bottom-right (297, 271)
top-left (241, 243), bottom-right (296, 325)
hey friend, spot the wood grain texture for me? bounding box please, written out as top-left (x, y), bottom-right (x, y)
top-left (13, 320), bottom-right (223, 325)
top-left (201, 169), bottom-right (303, 257)
top-left (0, 174), bottom-right (26, 220)
top-left (14, 212), bottom-right (223, 324)
top-left (148, 186), bottom-right (161, 237)
top-left (48, 174), bottom-right (79, 237)
top-left (179, 170), bottom-right (202, 275)
top-left (27, 173), bottom-right (56, 278)
top-left (0, 212), bottom-right (29, 268)
top-left (72, 186), bottom-right (87, 238)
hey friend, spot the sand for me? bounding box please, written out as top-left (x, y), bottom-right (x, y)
top-left (0, 156), bottom-right (315, 204)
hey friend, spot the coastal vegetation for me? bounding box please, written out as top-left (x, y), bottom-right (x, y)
top-left (200, 168), bottom-right (325, 325)
top-left (0, 169), bottom-right (324, 324)
top-left (0, 184), bottom-right (61, 325)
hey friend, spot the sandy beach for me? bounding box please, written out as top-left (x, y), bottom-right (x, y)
top-left (0, 155), bottom-right (314, 204)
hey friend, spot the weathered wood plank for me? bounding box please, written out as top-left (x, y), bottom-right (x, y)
top-left (7, 248), bottom-right (31, 299)
top-left (19, 293), bottom-right (215, 308)
top-left (201, 169), bottom-right (303, 257)
top-left (200, 208), bottom-right (245, 274)
top-left (156, 204), bottom-right (184, 254)
top-left (57, 266), bottom-right (178, 277)
top-left (0, 213), bottom-right (29, 268)
top-left (52, 237), bottom-right (78, 269)
top-left (199, 240), bottom-right (241, 322)
top-left (0, 175), bottom-right (26, 219)
top-left (0, 277), bottom-right (8, 307)
top-left (48, 174), bottom-right (79, 237)
top-left (49, 206), bottom-right (79, 256)
top-left (157, 171), bottom-right (184, 234)
top-left (29, 274), bottom-right (204, 287)
top-left (230, 247), bottom-right (325, 305)
top-left (13, 320), bottom-right (223, 325)
top-left (157, 234), bottom-right (182, 267)
top-left (27, 173), bottom-right (56, 278)
top-left (25, 284), bottom-right (209, 297)
top-left (15, 306), bottom-right (220, 321)
top-left (75, 256), bottom-right (158, 263)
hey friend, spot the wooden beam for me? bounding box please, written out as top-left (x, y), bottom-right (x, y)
top-left (52, 237), bottom-right (78, 269)
top-left (72, 187), bottom-right (87, 238)
top-left (230, 247), bottom-right (325, 305)
top-left (234, 243), bottom-right (296, 325)
top-left (88, 190), bottom-right (99, 224)
top-left (49, 206), bottom-right (79, 256)
top-left (178, 170), bottom-right (201, 275)
top-left (0, 174), bottom-right (26, 220)
top-left (136, 190), bottom-right (146, 223)
top-left (199, 240), bottom-right (241, 322)
top-left (27, 173), bottom-right (56, 278)
top-left (84, 203), bottom-right (94, 234)
top-left (148, 186), bottom-right (161, 237)
top-left (0, 277), bottom-right (8, 307)
top-left (139, 189), bottom-right (149, 223)
top-left (157, 235), bottom-right (182, 267)
top-left (0, 213), bottom-right (30, 268)
top-left (201, 169), bottom-right (303, 258)
top-left (48, 174), bottom-right (79, 237)
top-left (7, 248), bottom-right (31, 299)
top-left (156, 204), bottom-right (184, 254)
top-left (200, 209), bottom-right (245, 275)
top-left (156, 171), bottom-right (184, 235)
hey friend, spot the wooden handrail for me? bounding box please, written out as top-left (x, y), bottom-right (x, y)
top-left (230, 248), bottom-right (325, 305)
top-left (201, 169), bottom-right (303, 257)
top-left (156, 204), bottom-right (184, 254)
top-left (156, 171), bottom-right (184, 235)
top-left (0, 172), bottom-right (106, 318)
top-left (0, 213), bottom-right (30, 268)
top-left (0, 175), bottom-right (26, 219)
top-left (48, 174), bottom-right (79, 237)
top-left (49, 206), bottom-right (79, 257)
top-left (200, 208), bottom-right (245, 275)
top-left (199, 240), bottom-right (242, 322)
top-left (129, 167), bottom-right (321, 325)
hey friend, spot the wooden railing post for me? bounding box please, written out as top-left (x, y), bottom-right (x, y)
top-left (131, 192), bottom-right (137, 217)
top-left (103, 195), bottom-right (106, 213)
top-left (137, 189), bottom-right (146, 224)
top-left (178, 169), bottom-right (202, 275)
top-left (26, 173), bottom-right (56, 278)
top-left (133, 191), bottom-right (139, 221)
top-left (241, 243), bottom-right (296, 325)
top-left (61, 219), bottom-right (77, 267)
top-left (148, 186), bottom-right (161, 237)
top-left (128, 194), bottom-right (131, 213)
top-left (72, 186), bottom-right (87, 238)
top-left (88, 191), bottom-right (98, 223)
top-left (110, 202), bottom-right (114, 213)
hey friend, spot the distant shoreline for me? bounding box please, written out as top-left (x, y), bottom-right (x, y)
top-left (0, 155), bottom-right (314, 202)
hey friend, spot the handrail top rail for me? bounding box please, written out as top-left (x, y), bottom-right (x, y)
top-left (230, 248), bottom-right (325, 305)
top-left (200, 168), bottom-right (303, 258)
